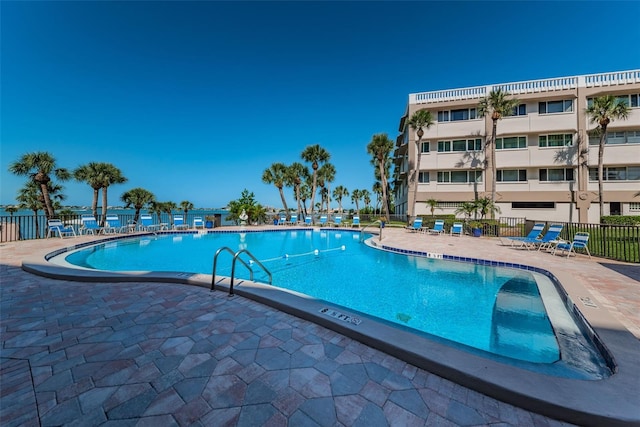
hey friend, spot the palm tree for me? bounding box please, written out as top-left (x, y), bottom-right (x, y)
top-left (333, 185), bottom-right (349, 213)
top-left (287, 162), bottom-right (309, 220)
top-left (372, 182), bottom-right (382, 215)
top-left (73, 162), bottom-right (103, 220)
top-left (5, 206), bottom-right (18, 216)
top-left (366, 133), bottom-right (394, 222)
top-left (361, 189), bottom-right (371, 211)
top-left (478, 89), bottom-right (520, 206)
top-left (162, 201), bottom-right (177, 227)
top-left (425, 198), bottom-right (439, 217)
top-left (584, 95), bottom-right (630, 219)
top-left (180, 200), bottom-right (194, 222)
top-left (455, 201), bottom-right (477, 222)
top-left (121, 187), bottom-right (155, 223)
top-left (474, 197), bottom-right (501, 220)
top-left (407, 109), bottom-right (435, 221)
top-left (9, 151), bottom-right (70, 219)
top-left (262, 162), bottom-right (290, 214)
top-left (299, 183), bottom-right (311, 217)
top-left (16, 181), bottom-right (65, 238)
top-left (301, 144), bottom-right (331, 215)
top-left (98, 164), bottom-right (127, 226)
top-left (318, 163), bottom-right (336, 213)
top-left (351, 189), bottom-right (363, 215)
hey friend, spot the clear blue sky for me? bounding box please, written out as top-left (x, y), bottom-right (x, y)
top-left (2, 1), bottom-right (639, 210)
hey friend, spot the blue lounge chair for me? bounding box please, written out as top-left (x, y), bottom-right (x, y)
top-left (138, 214), bottom-right (162, 232)
top-left (428, 219), bottom-right (445, 235)
top-left (79, 215), bottom-right (101, 235)
top-left (351, 216), bottom-right (360, 229)
top-left (504, 223), bottom-right (545, 246)
top-left (278, 214), bottom-right (287, 225)
top-left (304, 216), bottom-right (312, 226)
top-left (103, 214), bottom-right (125, 234)
top-left (450, 222), bottom-right (463, 237)
top-left (193, 217), bottom-right (204, 229)
top-left (519, 223), bottom-right (563, 251)
top-left (405, 218), bottom-right (423, 233)
top-left (319, 215), bottom-right (328, 226)
top-left (289, 214), bottom-right (298, 226)
top-left (47, 219), bottom-right (76, 238)
top-left (553, 232), bottom-right (591, 259)
top-left (173, 215), bottom-right (189, 230)
top-left (333, 216), bottom-right (342, 227)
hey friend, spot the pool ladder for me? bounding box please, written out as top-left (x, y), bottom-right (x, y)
top-left (211, 247), bottom-right (272, 296)
top-left (359, 220), bottom-right (383, 242)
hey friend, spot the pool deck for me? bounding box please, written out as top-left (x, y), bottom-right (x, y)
top-left (1, 226), bottom-right (639, 426)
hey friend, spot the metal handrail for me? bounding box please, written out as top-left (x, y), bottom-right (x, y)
top-left (211, 246), bottom-right (272, 296)
top-left (360, 220), bottom-right (382, 242)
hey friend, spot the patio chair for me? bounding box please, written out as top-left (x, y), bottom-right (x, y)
top-left (289, 214), bottom-right (298, 226)
top-left (47, 219), bottom-right (76, 238)
top-left (428, 219), bottom-right (445, 235)
top-left (450, 222), bottom-right (463, 237)
top-left (173, 215), bottom-right (189, 230)
top-left (553, 232), bottom-right (591, 259)
top-left (319, 215), bottom-right (328, 226)
top-left (351, 216), bottom-right (360, 229)
top-left (333, 216), bottom-right (342, 227)
top-left (405, 218), bottom-right (423, 233)
top-left (193, 217), bottom-right (204, 229)
top-left (278, 214), bottom-right (287, 225)
top-left (103, 214), bottom-right (125, 234)
top-left (138, 214), bottom-right (162, 232)
top-left (519, 223), bottom-right (563, 251)
top-left (79, 215), bottom-right (101, 235)
top-left (502, 223), bottom-right (545, 246)
top-left (304, 216), bottom-right (312, 226)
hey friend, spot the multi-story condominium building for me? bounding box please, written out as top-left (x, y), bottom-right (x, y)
top-left (394, 70), bottom-right (640, 223)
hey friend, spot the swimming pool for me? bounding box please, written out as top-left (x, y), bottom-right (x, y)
top-left (62, 229), bottom-right (610, 378)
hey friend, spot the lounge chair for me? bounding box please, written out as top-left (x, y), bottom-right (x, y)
top-left (428, 219), bottom-right (445, 235)
top-left (553, 232), bottom-right (591, 259)
top-left (79, 215), bottom-right (101, 235)
top-left (450, 222), bottom-right (463, 237)
top-left (333, 216), bottom-right (342, 227)
top-left (47, 219), bottom-right (76, 238)
top-left (193, 217), bottom-right (204, 229)
top-left (289, 215), bottom-right (298, 226)
top-left (138, 214), bottom-right (162, 232)
top-left (319, 215), bottom-right (328, 226)
top-left (405, 218), bottom-right (423, 233)
top-left (304, 216), bottom-right (312, 226)
top-left (351, 216), bottom-right (360, 229)
top-left (173, 215), bottom-right (189, 230)
top-left (103, 214), bottom-right (125, 234)
top-left (278, 215), bottom-right (287, 226)
top-left (503, 223), bottom-right (545, 246)
top-left (519, 223), bottom-right (563, 251)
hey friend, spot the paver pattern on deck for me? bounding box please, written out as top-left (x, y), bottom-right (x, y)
top-left (2, 226), bottom-right (638, 426)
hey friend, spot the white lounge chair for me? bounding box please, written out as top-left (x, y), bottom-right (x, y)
top-left (79, 215), bottom-right (101, 235)
top-left (193, 217), bottom-right (204, 229)
top-left (553, 232), bottom-right (591, 258)
top-left (173, 215), bottom-right (189, 230)
top-left (450, 222), bottom-right (463, 237)
top-left (47, 219), bottom-right (76, 238)
top-left (428, 219), bottom-right (445, 235)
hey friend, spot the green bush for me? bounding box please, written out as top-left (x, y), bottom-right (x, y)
top-left (601, 216), bottom-right (640, 226)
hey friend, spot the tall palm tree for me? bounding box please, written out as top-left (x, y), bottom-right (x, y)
top-left (361, 189), bottom-right (371, 211)
top-left (180, 200), bottom-right (194, 222)
top-left (351, 189), bottom-right (363, 215)
top-left (478, 89), bottom-right (520, 206)
top-left (121, 187), bottom-right (155, 223)
top-left (73, 162), bottom-right (103, 219)
top-left (584, 95), bottom-right (630, 219)
top-left (301, 144), bottom-right (331, 215)
top-left (299, 183), bottom-right (311, 217)
top-left (372, 182), bottom-right (382, 215)
top-left (317, 163), bottom-right (336, 213)
top-left (98, 164), bottom-right (127, 226)
top-left (367, 133), bottom-right (394, 222)
top-left (16, 181), bottom-right (65, 238)
top-left (162, 201), bottom-right (177, 227)
top-left (407, 109), bottom-right (435, 222)
top-left (287, 162), bottom-right (309, 220)
top-left (262, 162), bottom-right (290, 214)
top-left (9, 151), bottom-right (70, 219)
top-left (332, 185), bottom-right (349, 213)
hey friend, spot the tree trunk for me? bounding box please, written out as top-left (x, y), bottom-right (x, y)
top-left (278, 186), bottom-right (289, 216)
top-left (309, 168), bottom-right (318, 215)
top-left (490, 119), bottom-right (498, 206)
top-left (39, 182), bottom-right (55, 220)
top-left (378, 162), bottom-right (390, 222)
top-left (411, 137), bottom-right (422, 222)
top-left (101, 187), bottom-right (108, 226)
top-left (92, 188), bottom-right (100, 220)
top-left (295, 185), bottom-right (302, 219)
top-left (598, 129), bottom-right (607, 220)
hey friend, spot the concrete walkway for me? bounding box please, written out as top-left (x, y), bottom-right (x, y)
top-left (1, 227), bottom-right (638, 426)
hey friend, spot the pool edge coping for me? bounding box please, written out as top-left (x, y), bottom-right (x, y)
top-left (19, 231), bottom-right (640, 427)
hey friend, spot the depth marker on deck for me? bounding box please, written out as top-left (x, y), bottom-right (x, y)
top-left (320, 308), bottom-right (362, 325)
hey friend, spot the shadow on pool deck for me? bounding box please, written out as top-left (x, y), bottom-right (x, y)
top-left (2, 226), bottom-right (640, 426)
top-left (599, 262), bottom-right (640, 282)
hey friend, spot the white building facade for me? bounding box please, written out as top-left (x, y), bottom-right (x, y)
top-left (394, 70), bottom-right (640, 223)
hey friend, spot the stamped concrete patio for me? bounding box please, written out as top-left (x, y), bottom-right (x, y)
top-left (1, 226), bottom-right (639, 426)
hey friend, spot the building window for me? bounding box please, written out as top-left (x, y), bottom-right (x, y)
top-left (630, 202), bottom-right (640, 211)
top-left (539, 134), bottom-right (573, 147)
top-left (496, 136), bottom-right (527, 149)
top-left (539, 168), bottom-right (574, 181)
top-left (539, 99), bottom-right (573, 114)
top-left (497, 169), bottom-right (527, 182)
top-left (418, 172), bottom-right (429, 183)
top-left (420, 141), bottom-right (430, 153)
top-left (512, 202), bottom-right (555, 209)
top-left (589, 166), bottom-right (640, 181)
top-left (438, 138), bottom-right (482, 152)
top-left (437, 170), bottom-right (482, 183)
top-left (588, 94), bottom-right (639, 108)
top-left (509, 104), bottom-right (527, 116)
top-left (589, 130), bottom-right (640, 145)
top-left (437, 108), bottom-right (477, 122)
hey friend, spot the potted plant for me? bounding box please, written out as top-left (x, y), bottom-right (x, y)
top-left (470, 221), bottom-right (482, 237)
top-left (205, 215), bottom-right (215, 229)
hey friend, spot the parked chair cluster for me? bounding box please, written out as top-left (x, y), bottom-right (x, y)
top-left (505, 223), bottom-right (591, 259)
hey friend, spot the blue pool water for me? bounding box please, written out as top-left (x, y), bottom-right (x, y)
top-left (64, 229), bottom-right (606, 373)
